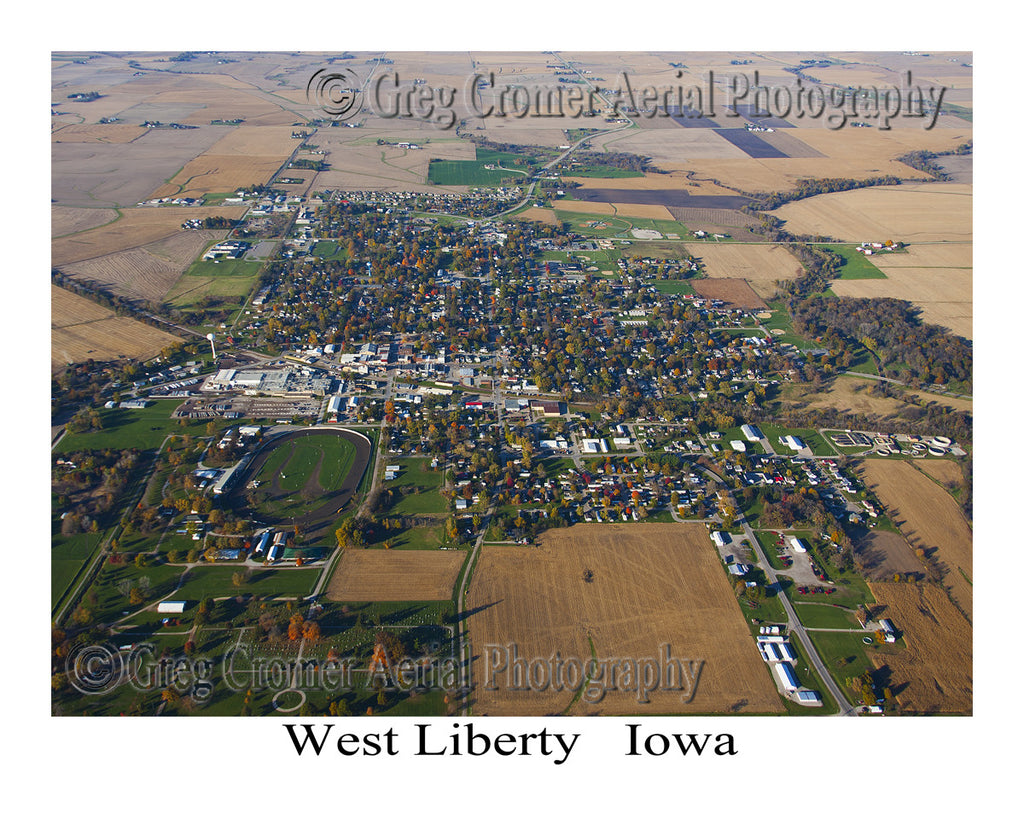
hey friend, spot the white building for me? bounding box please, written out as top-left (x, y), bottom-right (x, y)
top-left (781, 435), bottom-right (805, 451)
top-left (741, 424), bottom-right (763, 441)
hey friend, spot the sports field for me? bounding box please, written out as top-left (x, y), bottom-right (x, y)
top-left (225, 429), bottom-right (371, 529)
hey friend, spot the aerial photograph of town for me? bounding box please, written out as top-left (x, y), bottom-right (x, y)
top-left (48, 45), bottom-right (977, 732)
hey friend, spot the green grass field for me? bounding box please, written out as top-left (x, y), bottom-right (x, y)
top-left (428, 149), bottom-right (534, 186)
top-left (55, 403), bottom-right (218, 453)
top-left (561, 166), bottom-right (644, 178)
top-left (52, 530), bottom-right (104, 608)
top-left (792, 602), bottom-right (859, 629)
top-left (253, 435), bottom-right (357, 495)
top-left (553, 210), bottom-right (634, 237)
top-left (164, 256), bottom-right (263, 307)
top-left (650, 279), bottom-right (697, 295)
top-left (200, 192), bottom-right (239, 204)
top-left (177, 566), bottom-right (319, 600)
top-left (844, 348), bottom-right (881, 376)
top-left (805, 629), bottom-right (891, 691)
top-left (760, 300), bottom-right (816, 349)
top-left (384, 458), bottom-right (446, 515)
top-left (621, 217), bottom-right (689, 238)
top-left (311, 240), bottom-right (348, 261)
top-left (757, 424), bottom-right (838, 457)
top-left (824, 245), bottom-right (887, 280)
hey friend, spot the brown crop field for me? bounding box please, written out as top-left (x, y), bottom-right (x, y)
top-left (829, 265), bottom-right (971, 340)
top-left (685, 243), bottom-right (803, 295)
top-left (675, 129), bottom-right (970, 192)
top-left (690, 278), bottom-right (767, 309)
top-left (912, 458), bottom-right (967, 492)
top-left (51, 285), bottom-right (181, 372)
top-left (52, 206), bottom-right (246, 267)
top-left (869, 243), bottom-right (972, 269)
top-left (151, 155), bottom-right (287, 199)
top-left (51, 123), bottom-right (148, 144)
top-left (59, 230), bottom-right (224, 302)
top-left (51, 127), bottom-right (228, 209)
top-left (466, 523), bottom-right (782, 715)
top-left (565, 172), bottom-right (742, 194)
top-left (854, 531), bottom-right (921, 580)
top-left (857, 460), bottom-right (972, 619)
top-left (667, 207), bottom-right (760, 228)
top-left (51, 206), bottom-right (118, 238)
top-left (149, 126), bottom-right (300, 198)
top-left (325, 550), bottom-right (466, 602)
top-left (771, 183), bottom-right (972, 242)
top-left (608, 129), bottom-right (749, 163)
top-left (553, 200), bottom-right (676, 220)
top-left (511, 207), bottom-right (559, 225)
top-left (866, 582), bottom-right (972, 714)
top-left (307, 130), bottom-right (473, 193)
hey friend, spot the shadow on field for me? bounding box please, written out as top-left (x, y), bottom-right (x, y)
top-left (453, 599), bottom-right (503, 623)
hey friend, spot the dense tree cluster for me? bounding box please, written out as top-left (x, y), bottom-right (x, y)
top-left (790, 296), bottom-right (972, 390)
top-left (742, 175), bottom-right (903, 213)
top-left (53, 449), bottom-right (141, 532)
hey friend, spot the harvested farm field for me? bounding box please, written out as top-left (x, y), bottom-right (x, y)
top-left (867, 582), bottom-right (972, 714)
top-left (690, 277), bottom-right (767, 309)
top-left (51, 205), bottom-right (118, 238)
top-left (51, 127), bottom-right (228, 209)
top-left (854, 530), bottom-right (921, 580)
top-left (58, 229), bottom-right (225, 302)
top-left (51, 205), bottom-right (246, 267)
top-left (151, 155), bottom-right (288, 199)
top-left (511, 207), bottom-right (560, 225)
top-left (829, 265), bottom-right (972, 340)
top-left (568, 187), bottom-right (752, 209)
top-left (912, 458), bottom-right (967, 492)
top-left (466, 523), bottom-right (782, 715)
top-left (857, 459), bottom-right (972, 620)
top-left (771, 183), bottom-right (972, 243)
top-left (686, 242), bottom-right (802, 288)
top-left (149, 126), bottom-right (300, 198)
top-left (553, 200), bottom-right (675, 220)
top-left (325, 550), bottom-right (466, 602)
top-left (51, 285), bottom-right (181, 372)
top-left (667, 207), bottom-right (760, 228)
top-left (51, 123), bottom-right (148, 144)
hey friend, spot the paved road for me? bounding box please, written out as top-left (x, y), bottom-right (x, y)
top-left (738, 513), bottom-right (857, 715)
top-left (698, 463), bottom-right (858, 715)
top-left (839, 369), bottom-right (972, 400)
top-left (455, 502), bottom-right (495, 716)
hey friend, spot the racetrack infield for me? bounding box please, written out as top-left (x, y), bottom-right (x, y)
top-left (224, 428), bottom-right (371, 531)
top-left (465, 523), bottom-right (783, 715)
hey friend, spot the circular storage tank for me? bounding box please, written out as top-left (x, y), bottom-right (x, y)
top-left (933, 436), bottom-right (952, 447)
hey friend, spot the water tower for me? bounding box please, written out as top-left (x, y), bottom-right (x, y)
top-left (206, 333), bottom-right (217, 362)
